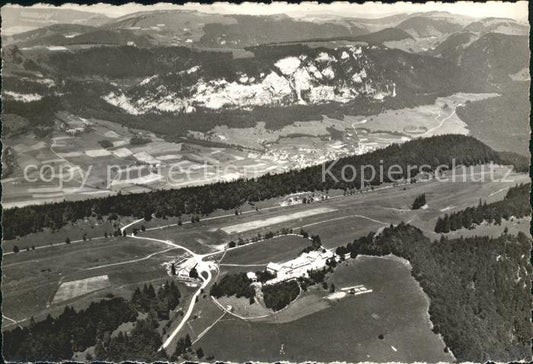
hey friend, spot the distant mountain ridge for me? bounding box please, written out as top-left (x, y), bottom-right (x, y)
top-left (465, 17), bottom-right (529, 35)
top-left (1, 7), bottom-right (110, 35)
top-left (3, 24), bottom-right (154, 48)
top-left (397, 16), bottom-right (464, 38)
top-left (257, 28), bottom-right (413, 47)
top-left (3, 7), bottom-right (527, 49)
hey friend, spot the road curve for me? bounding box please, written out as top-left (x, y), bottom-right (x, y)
top-left (160, 262), bottom-right (212, 351)
top-left (128, 233), bottom-right (215, 352)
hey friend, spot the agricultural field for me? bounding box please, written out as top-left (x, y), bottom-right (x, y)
top-left (135, 228), bottom-right (223, 255)
top-left (221, 207), bottom-right (337, 234)
top-left (215, 295), bottom-right (273, 318)
top-left (5, 163), bottom-right (520, 253)
top-left (1, 236), bottom-right (183, 329)
top-left (3, 216), bottom-right (120, 253)
top-left (219, 235), bottom-right (311, 265)
top-left (344, 93), bottom-right (498, 136)
top-left (2, 113), bottom-right (262, 207)
top-left (1, 3), bottom-right (530, 362)
top-left (52, 275), bottom-right (112, 304)
top-left (195, 92), bottom-right (498, 170)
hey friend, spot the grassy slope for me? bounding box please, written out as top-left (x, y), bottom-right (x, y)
top-left (196, 255), bottom-right (452, 362)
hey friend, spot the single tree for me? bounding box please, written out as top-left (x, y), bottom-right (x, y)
top-left (171, 263), bottom-right (176, 276)
top-left (189, 267), bottom-right (199, 279)
top-left (412, 193), bottom-right (426, 209)
top-left (196, 347), bottom-right (204, 359)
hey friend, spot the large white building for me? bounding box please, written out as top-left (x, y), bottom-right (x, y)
top-left (264, 249), bottom-right (335, 285)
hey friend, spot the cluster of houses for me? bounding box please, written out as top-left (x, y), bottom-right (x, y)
top-left (279, 192), bottom-right (329, 207)
top-left (57, 113), bottom-right (92, 135)
top-left (171, 257), bottom-right (200, 287)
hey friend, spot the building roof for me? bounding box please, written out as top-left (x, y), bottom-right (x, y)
top-left (267, 262), bottom-right (281, 271)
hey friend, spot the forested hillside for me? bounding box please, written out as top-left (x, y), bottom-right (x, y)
top-left (2, 135), bottom-right (512, 239)
top-left (199, 15), bottom-right (366, 47)
top-left (460, 33), bottom-right (529, 85)
top-left (336, 224), bottom-right (531, 362)
top-left (3, 282), bottom-right (181, 362)
top-left (3, 297), bottom-right (137, 361)
top-left (456, 82), bottom-right (530, 155)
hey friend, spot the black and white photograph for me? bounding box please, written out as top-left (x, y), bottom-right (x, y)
top-left (1, 1), bottom-right (531, 362)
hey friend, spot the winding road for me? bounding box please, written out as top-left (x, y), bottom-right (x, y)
top-left (122, 228), bottom-right (218, 352)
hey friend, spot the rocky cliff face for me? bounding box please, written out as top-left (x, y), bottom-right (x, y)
top-left (102, 45), bottom-right (396, 115)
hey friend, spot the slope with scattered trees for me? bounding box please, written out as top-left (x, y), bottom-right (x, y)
top-left (434, 183), bottom-right (530, 233)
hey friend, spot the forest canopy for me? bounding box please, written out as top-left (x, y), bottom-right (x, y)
top-left (336, 223), bottom-right (531, 362)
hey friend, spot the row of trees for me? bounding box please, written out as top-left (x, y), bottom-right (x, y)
top-left (4, 135), bottom-right (512, 240)
top-left (336, 222), bottom-right (531, 361)
top-left (434, 183), bottom-right (530, 233)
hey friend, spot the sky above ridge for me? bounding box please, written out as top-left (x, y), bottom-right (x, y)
top-left (4, 1), bottom-right (528, 21)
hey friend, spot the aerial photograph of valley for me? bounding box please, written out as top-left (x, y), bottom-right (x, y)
top-left (1, 1), bottom-right (531, 363)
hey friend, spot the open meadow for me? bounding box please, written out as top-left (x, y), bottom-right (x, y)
top-left (195, 255), bottom-right (454, 362)
top-left (219, 235), bottom-right (311, 265)
top-left (1, 236), bottom-right (185, 329)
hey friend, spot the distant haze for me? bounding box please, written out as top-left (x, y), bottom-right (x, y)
top-left (3, 1), bottom-right (529, 21)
